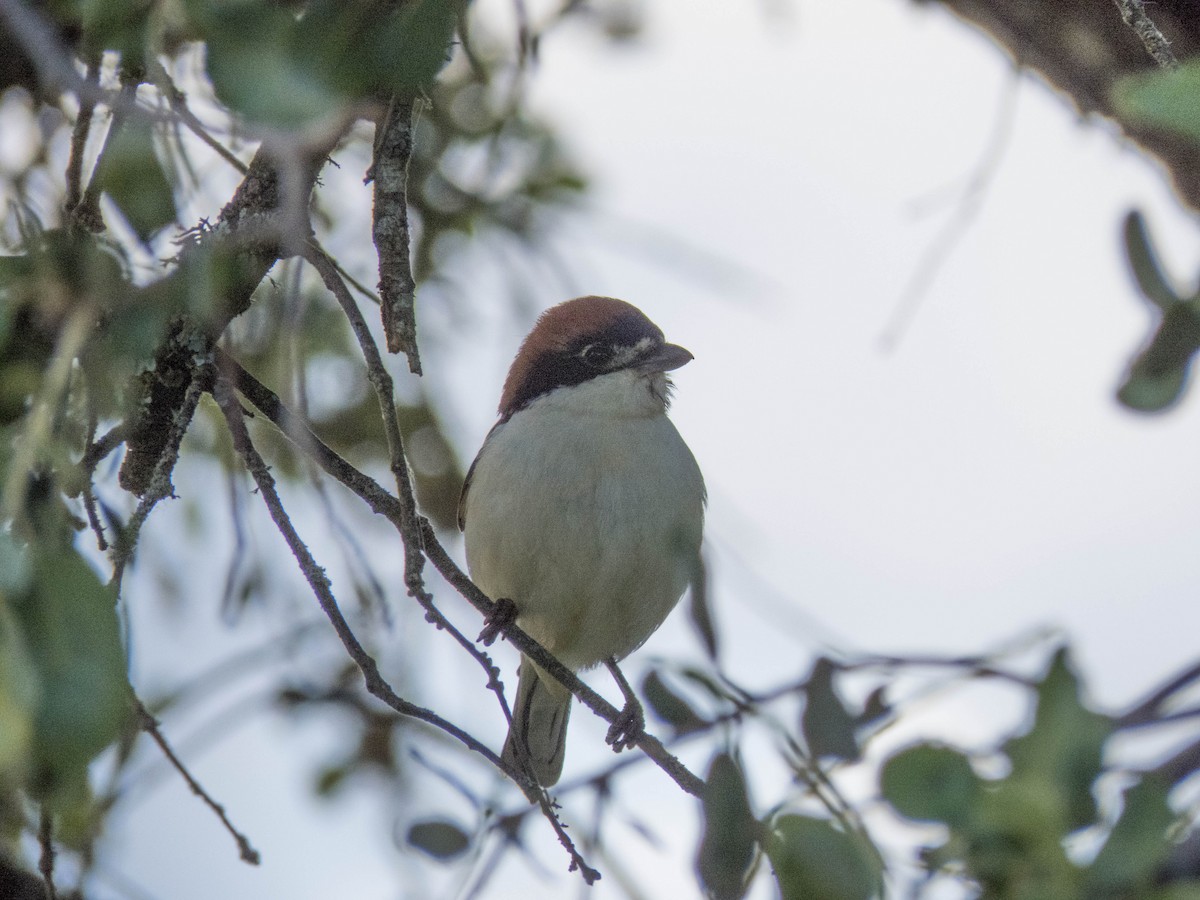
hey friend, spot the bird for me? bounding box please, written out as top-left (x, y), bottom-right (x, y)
top-left (458, 295), bottom-right (705, 786)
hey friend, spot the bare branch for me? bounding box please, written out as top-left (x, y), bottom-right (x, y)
top-left (133, 697), bottom-right (261, 865)
top-left (74, 76), bottom-right (140, 233)
top-left (1118, 659), bottom-right (1200, 728)
top-left (370, 96), bottom-right (421, 372)
top-left (1114, 0), bottom-right (1180, 70)
top-left (38, 808), bottom-right (57, 900)
top-left (149, 61), bottom-right (250, 176)
top-left (111, 359), bottom-right (207, 592)
top-left (304, 244), bottom-right (424, 589)
top-left (64, 54), bottom-right (100, 214)
top-left (210, 372), bottom-right (520, 783)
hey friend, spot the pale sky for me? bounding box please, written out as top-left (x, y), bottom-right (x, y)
top-left (90, 1), bottom-right (1200, 898)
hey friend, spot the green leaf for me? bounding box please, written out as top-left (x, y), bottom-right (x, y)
top-left (1085, 775), bottom-right (1175, 893)
top-left (0, 530), bottom-right (31, 595)
top-left (1003, 647), bottom-right (1111, 832)
top-left (13, 546), bottom-right (130, 800)
top-left (1113, 60), bottom-right (1200, 144)
top-left (1118, 364), bottom-right (1189, 413)
top-left (766, 815), bottom-right (880, 900)
top-left (295, 0), bottom-right (461, 96)
top-left (189, 0), bottom-right (339, 128)
top-left (1123, 211), bottom-right (1180, 311)
top-left (406, 819), bottom-right (470, 861)
top-left (642, 670), bottom-right (705, 735)
top-left (374, 0), bottom-right (462, 89)
top-left (81, 0), bottom-right (151, 64)
top-left (880, 743), bottom-right (978, 828)
top-left (102, 117), bottom-right (177, 241)
top-left (1118, 303), bottom-right (1200, 413)
top-left (802, 657), bottom-right (859, 761)
top-left (190, 0), bottom-right (462, 128)
top-left (0, 593), bottom-right (38, 779)
top-left (696, 753), bottom-right (758, 900)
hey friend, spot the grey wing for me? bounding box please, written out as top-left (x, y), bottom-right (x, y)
top-left (457, 420), bottom-right (504, 531)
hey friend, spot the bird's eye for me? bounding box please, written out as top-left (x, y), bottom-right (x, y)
top-left (581, 344), bottom-right (614, 367)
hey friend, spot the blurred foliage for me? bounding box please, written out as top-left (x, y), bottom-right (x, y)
top-left (0, 0), bottom-right (588, 890)
top-left (1113, 61), bottom-right (1200, 147)
top-left (0, 0), bottom-right (1198, 898)
top-left (878, 649), bottom-right (1196, 899)
top-left (1116, 210), bottom-right (1200, 412)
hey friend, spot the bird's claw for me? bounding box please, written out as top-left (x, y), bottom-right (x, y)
top-left (606, 700), bottom-right (645, 753)
top-left (477, 597), bottom-right (518, 645)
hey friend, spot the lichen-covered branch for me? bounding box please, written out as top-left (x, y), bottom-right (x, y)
top-left (370, 96), bottom-right (422, 373)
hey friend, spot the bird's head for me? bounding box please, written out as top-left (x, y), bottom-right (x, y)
top-left (498, 296), bottom-right (693, 420)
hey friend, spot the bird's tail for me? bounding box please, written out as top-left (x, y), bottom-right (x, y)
top-left (502, 655), bottom-right (572, 786)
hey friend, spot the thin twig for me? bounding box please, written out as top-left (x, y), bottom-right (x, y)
top-left (212, 371), bottom-right (612, 872)
top-left (1118, 660), bottom-right (1200, 728)
top-left (38, 808), bottom-right (57, 900)
top-left (79, 423), bottom-right (128, 477)
top-left (133, 697), bottom-right (261, 865)
top-left (149, 61), bottom-right (250, 175)
top-left (1114, 0), bottom-right (1180, 70)
top-left (64, 53), bottom-right (101, 214)
top-left (210, 373), bottom-right (521, 782)
top-left (75, 76), bottom-right (141, 233)
top-left (879, 69), bottom-right (1019, 352)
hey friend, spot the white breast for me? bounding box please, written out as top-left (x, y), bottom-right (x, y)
top-left (463, 370), bottom-right (705, 670)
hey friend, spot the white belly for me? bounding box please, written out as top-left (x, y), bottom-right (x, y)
top-left (463, 375), bottom-right (705, 670)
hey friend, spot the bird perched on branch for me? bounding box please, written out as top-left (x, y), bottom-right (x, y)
top-left (459, 296), bottom-right (705, 786)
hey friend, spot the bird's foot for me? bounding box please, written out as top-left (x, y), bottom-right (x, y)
top-left (477, 597), bottom-right (518, 646)
top-left (603, 658), bottom-right (645, 752)
top-left (606, 699), bottom-right (645, 753)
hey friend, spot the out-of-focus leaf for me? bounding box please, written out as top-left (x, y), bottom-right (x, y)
top-left (295, 0), bottom-right (461, 97)
top-left (81, 0), bottom-right (151, 63)
top-left (643, 670), bottom-right (705, 735)
top-left (0, 593), bottom-right (38, 779)
top-left (0, 531), bottom-right (31, 595)
top-left (1113, 60), bottom-right (1200, 144)
top-left (314, 764), bottom-right (349, 797)
top-left (189, 0), bottom-right (461, 128)
top-left (406, 819), bottom-right (470, 861)
top-left (1085, 775), bottom-right (1175, 893)
top-left (189, 0), bottom-right (338, 128)
top-left (1004, 646), bottom-right (1111, 832)
top-left (13, 546), bottom-right (129, 801)
top-left (1119, 364), bottom-right (1189, 412)
top-left (766, 814), bottom-right (880, 900)
top-left (102, 117), bottom-right (177, 240)
top-left (696, 752), bottom-right (757, 900)
top-left (857, 686), bottom-right (890, 727)
top-left (802, 657), bottom-right (858, 762)
top-left (880, 744), bottom-right (978, 828)
top-left (1118, 304), bottom-right (1200, 413)
top-left (1124, 211), bottom-right (1180, 311)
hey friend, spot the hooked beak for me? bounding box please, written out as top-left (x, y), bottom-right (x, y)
top-left (635, 342), bottom-right (694, 374)
top-left (638, 343), bottom-right (696, 374)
